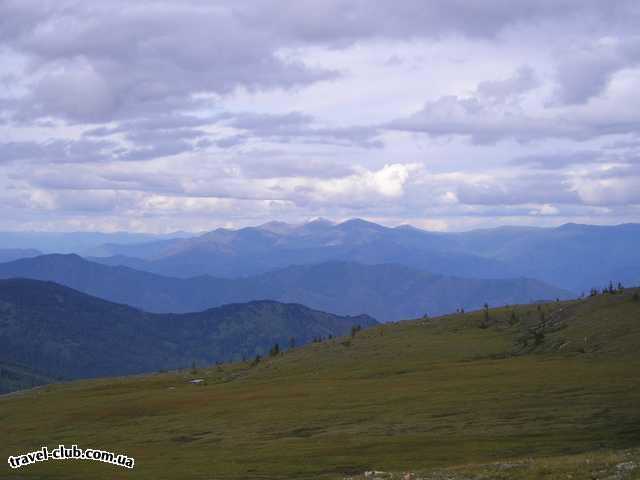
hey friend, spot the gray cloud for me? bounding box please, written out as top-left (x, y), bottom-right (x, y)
top-left (511, 151), bottom-right (601, 169)
top-left (455, 174), bottom-right (579, 206)
top-left (230, 150), bottom-right (356, 179)
top-left (220, 112), bottom-right (382, 149)
top-left (1, 1), bottom-right (337, 124)
top-left (551, 38), bottom-right (640, 105)
top-left (476, 66), bottom-right (540, 103)
top-left (386, 88), bottom-right (640, 144)
top-left (238, 1), bottom-right (638, 44)
top-left (0, 139), bottom-right (116, 165)
top-left (3, 1), bottom-right (637, 124)
top-left (386, 94), bottom-right (573, 144)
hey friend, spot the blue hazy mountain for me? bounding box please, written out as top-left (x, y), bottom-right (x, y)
top-left (0, 254), bottom-right (571, 322)
top-left (89, 219), bottom-right (518, 279)
top-left (0, 248), bottom-right (41, 263)
top-left (448, 223), bottom-right (640, 291)
top-left (0, 231), bottom-right (194, 255)
top-left (0, 278), bottom-right (375, 385)
top-left (88, 220), bottom-right (640, 292)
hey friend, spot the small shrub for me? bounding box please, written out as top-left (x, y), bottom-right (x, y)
top-left (480, 303), bottom-right (490, 329)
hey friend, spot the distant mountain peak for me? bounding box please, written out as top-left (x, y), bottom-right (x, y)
top-left (256, 221), bottom-right (296, 235)
top-left (26, 253), bottom-right (86, 263)
top-left (394, 224), bottom-right (423, 232)
top-left (338, 218), bottom-right (385, 229)
top-left (305, 217), bottom-right (335, 226)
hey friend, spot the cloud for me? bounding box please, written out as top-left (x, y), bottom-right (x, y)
top-left (551, 37), bottom-right (640, 105)
top-left (1, 1), bottom-right (338, 124)
top-left (454, 173), bottom-right (580, 206)
top-left (386, 77), bottom-right (640, 144)
top-left (230, 149), bottom-right (355, 179)
top-left (217, 112), bottom-right (382, 148)
top-left (476, 66), bottom-right (540, 103)
top-left (511, 150), bottom-right (601, 169)
top-left (0, 138), bottom-right (116, 164)
top-left (4, 1), bottom-right (637, 125)
top-left (386, 94), bottom-right (568, 144)
top-left (238, 1), bottom-right (638, 44)
top-left (312, 163), bottom-right (419, 202)
top-left (573, 175), bottom-right (640, 206)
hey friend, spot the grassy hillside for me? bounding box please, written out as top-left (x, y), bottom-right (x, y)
top-left (1, 289), bottom-right (639, 479)
top-left (0, 279), bottom-right (375, 385)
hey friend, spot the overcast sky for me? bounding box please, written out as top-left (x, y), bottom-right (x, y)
top-left (1, 1), bottom-right (639, 232)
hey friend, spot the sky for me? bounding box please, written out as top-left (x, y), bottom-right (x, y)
top-left (1, 0), bottom-right (640, 233)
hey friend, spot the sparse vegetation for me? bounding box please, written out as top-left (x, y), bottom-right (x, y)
top-left (250, 354), bottom-right (261, 367)
top-left (351, 324), bottom-right (362, 337)
top-left (479, 302), bottom-right (490, 328)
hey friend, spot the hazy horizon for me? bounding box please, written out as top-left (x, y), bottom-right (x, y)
top-left (0, 217), bottom-right (639, 236)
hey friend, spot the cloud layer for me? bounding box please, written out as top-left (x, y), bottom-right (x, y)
top-left (1, 0), bottom-right (639, 231)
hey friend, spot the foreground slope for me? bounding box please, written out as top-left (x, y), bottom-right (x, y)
top-left (0, 254), bottom-right (571, 321)
top-left (1, 288), bottom-right (639, 479)
top-left (0, 279), bottom-right (374, 383)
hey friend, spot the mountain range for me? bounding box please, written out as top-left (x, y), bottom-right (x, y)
top-left (81, 219), bottom-right (640, 292)
top-left (0, 278), bottom-right (374, 384)
top-left (0, 248), bottom-right (41, 263)
top-left (0, 231), bottom-right (193, 254)
top-left (0, 254), bottom-right (571, 321)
